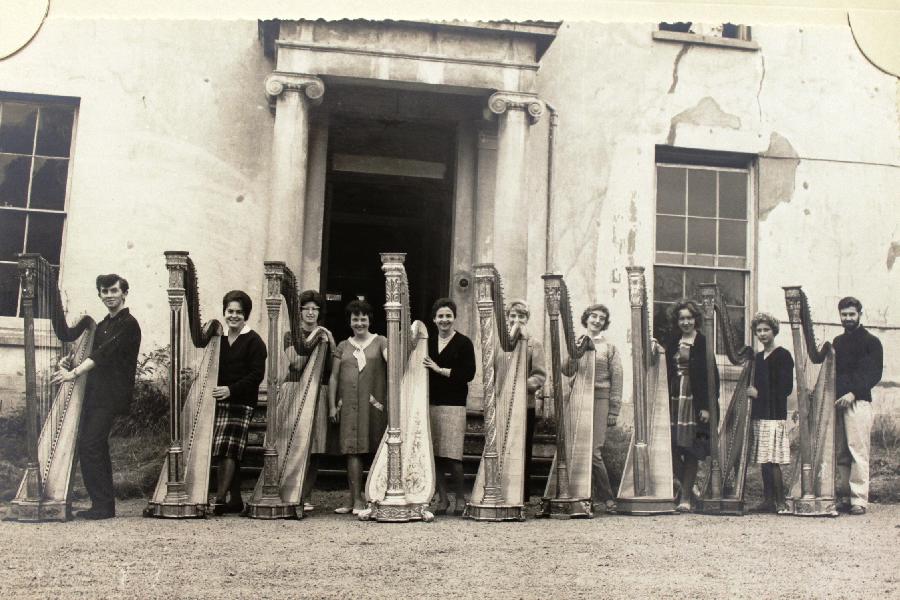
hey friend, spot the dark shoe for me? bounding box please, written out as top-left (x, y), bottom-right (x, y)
top-left (849, 505), bottom-right (866, 516)
top-left (836, 498), bottom-right (851, 513)
top-left (224, 500), bottom-right (244, 514)
top-left (211, 498), bottom-right (228, 516)
top-left (77, 507), bottom-right (115, 520)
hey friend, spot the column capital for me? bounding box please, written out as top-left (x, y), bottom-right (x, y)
top-left (488, 91), bottom-right (545, 124)
top-left (264, 72), bottom-right (325, 108)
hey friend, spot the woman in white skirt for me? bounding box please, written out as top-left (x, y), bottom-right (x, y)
top-left (423, 298), bottom-right (476, 516)
top-left (747, 312), bottom-right (795, 514)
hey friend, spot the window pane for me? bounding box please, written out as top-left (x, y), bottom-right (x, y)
top-left (719, 171), bottom-right (747, 219)
top-left (719, 220), bottom-right (747, 258)
top-left (716, 270), bottom-right (746, 306)
top-left (0, 263), bottom-right (19, 316)
top-left (654, 266), bottom-right (684, 302)
top-left (26, 212), bottom-right (64, 264)
top-left (0, 154), bottom-right (31, 207)
top-left (656, 166), bottom-right (685, 214)
top-left (0, 210), bottom-right (26, 260)
top-left (687, 169), bottom-right (716, 217)
top-left (687, 217), bottom-right (716, 254)
top-left (684, 268), bottom-right (716, 300)
top-left (0, 103), bottom-right (38, 154)
top-left (656, 215), bottom-right (685, 253)
top-left (717, 306), bottom-right (747, 353)
top-left (35, 106), bottom-right (75, 158)
top-left (30, 158), bottom-right (68, 210)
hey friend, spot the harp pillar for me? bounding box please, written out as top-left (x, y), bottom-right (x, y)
top-left (626, 267), bottom-right (651, 498)
top-left (264, 72), bottom-right (324, 272)
top-left (487, 92), bottom-right (544, 299)
top-left (146, 251), bottom-right (205, 518)
top-left (695, 283), bottom-right (725, 514)
top-left (246, 261), bottom-right (299, 519)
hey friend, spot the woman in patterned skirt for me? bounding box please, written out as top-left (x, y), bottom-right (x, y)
top-left (746, 312), bottom-right (794, 514)
top-left (665, 299), bottom-right (718, 513)
top-left (211, 290), bottom-right (267, 515)
top-left (424, 298), bottom-right (476, 516)
top-left (327, 299), bottom-right (388, 514)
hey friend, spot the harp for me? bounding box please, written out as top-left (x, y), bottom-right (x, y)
top-left (9, 253), bottom-right (95, 522)
top-left (616, 266), bottom-right (676, 515)
top-left (782, 286), bottom-right (838, 516)
top-left (465, 263), bottom-right (527, 521)
top-left (538, 273), bottom-right (594, 519)
top-left (145, 251), bottom-right (222, 518)
top-left (246, 262), bottom-right (330, 518)
top-left (362, 253), bottom-right (436, 522)
top-left (695, 282), bottom-right (755, 515)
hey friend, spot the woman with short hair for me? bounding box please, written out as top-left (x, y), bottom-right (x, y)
top-left (746, 312), bottom-right (794, 514)
top-left (423, 297), bottom-right (476, 515)
top-left (327, 299), bottom-right (388, 514)
top-left (211, 290), bottom-right (267, 516)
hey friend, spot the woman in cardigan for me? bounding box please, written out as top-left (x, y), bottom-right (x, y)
top-left (664, 299), bottom-right (718, 513)
top-left (564, 303), bottom-right (624, 514)
top-left (328, 299), bottom-right (388, 514)
top-left (284, 290), bottom-right (337, 512)
top-left (211, 290), bottom-right (267, 516)
top-left (423, 298), bottom-right (476, 516)
top-left (746, 312), bottom-right (794, 514)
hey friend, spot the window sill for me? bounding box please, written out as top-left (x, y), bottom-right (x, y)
top-left (652, 30), bottom-right (759, 51)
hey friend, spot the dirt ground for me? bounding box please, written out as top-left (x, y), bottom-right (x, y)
top-left (2, 492), bottom-right (899, 600)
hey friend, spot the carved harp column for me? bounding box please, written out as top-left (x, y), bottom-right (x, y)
top-left (783, 286), bottom-right (815, 499)
top-left (378, 253), bottom-right (411, 520)
top-left (246, 261), bottom-right (297, 519)
top-left (161, 251), bottom-right (190, 507)
top-left (264, 72), bottom-right (324, 271)
top-left (474, 263), bottom-right (502, 505)
top-left (487, 92), bottom-right (544, 298)
top-left (626, 266), bottom-right (651, 496)
top-left (17, 255), bottom-right (42, 502)
top-left (698, 283), bottom-right (723, 503)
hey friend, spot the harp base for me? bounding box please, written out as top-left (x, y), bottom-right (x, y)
top-left (784, 496), bottom-right (839, 517)
top-left (359, 502), bottom-right (434, 523)
top-left (537, 497), bottom-right (593, 519)
top-left (245, 500), bottom-right (300, 520)
top-left (464, 502), bottom-right (526, 522)
top-left (6, 499), bottom-right (69, 522)
top-left (694, 496), bottom-right (745, 516)
top-left (143, 501), bottom-right (207, 519)
top-left (615, 496), bottom-right (678, 515)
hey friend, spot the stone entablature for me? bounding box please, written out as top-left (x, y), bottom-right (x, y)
top-left (262, 19), bottom-right (559, 94)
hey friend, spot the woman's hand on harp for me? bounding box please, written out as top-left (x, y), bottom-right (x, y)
top-left (747, 385), bottom-right (758, 399)
top-left (212, 386), bottom-right (231, 401)
top-left (329, 402), bottom-right (341, 424)
top-left (51, 368), bottom-right (76, 384)
top-left (699, 409), bottom-right (710, 423)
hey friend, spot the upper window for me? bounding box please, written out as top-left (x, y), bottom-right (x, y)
top-left (654, 22), bottom-right (757, 50)
top-left (652, 150), bottom-right (754, 352)
top-left (0, 94), bottom-right (78, 317)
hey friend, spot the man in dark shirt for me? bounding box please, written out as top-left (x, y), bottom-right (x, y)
top-left (52, 274), bottom-right (142, 519)
top-left (832, 296), bottom-right (883, 515)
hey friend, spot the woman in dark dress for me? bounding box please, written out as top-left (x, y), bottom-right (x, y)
top-left (211, 290), bottom-right (267, 515)
top-left (665, 299), bottom-right (718, 513)
top-left (423, 298), bottom-right (476, 516)
top-left (746, 312), bottom-right (794, 514)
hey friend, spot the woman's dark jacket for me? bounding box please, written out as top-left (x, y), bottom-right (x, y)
top-left (665, 331), bottom-right (720, 418)
top-left (218, 329), bottom-right (267, 407)
top-left (427, 331), bottom-right (477, 407)
top-left (750, 346), bottom-right (794, 420)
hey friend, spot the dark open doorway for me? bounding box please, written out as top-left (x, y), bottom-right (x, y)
top-left (320, 117), bottom-right (455, 340)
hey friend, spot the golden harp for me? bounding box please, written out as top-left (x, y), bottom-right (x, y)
top-left (362, 253), bottom-right (436, 522)
top-left (465, 263), bottom-right (527, 521)
top-left (782, 286), bottom-right (838, 516)
top-left (246, 261), bottom-right (330, 519)
top-left (9, 254), bottom-right (95, 522)
top-left (145, 251), bottom-right (222, 518)
top-left (538, 273), bottom-right (594, 519)
top-left (695, 282), bottom-right (754, 515)
top-left (615, 266), bottom-right (676, 515)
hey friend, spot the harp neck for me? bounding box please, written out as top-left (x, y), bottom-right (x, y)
top-left (783, 285), bottom-right (831, 364)
top-left (698, 283), bottom-right (753, 365)
top-left (166, 252), bottom-right (221, 347)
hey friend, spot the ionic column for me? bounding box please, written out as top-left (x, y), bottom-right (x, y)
top-left (264, 72), bottom-right (324, 269)
top-left (487, 91), bottom-right (544, 299)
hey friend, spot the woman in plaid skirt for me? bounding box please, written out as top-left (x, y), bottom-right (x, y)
top-left (746, 312), bottom-right (794, 514)
top-left (211, 290), bottom-right (267, 515)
